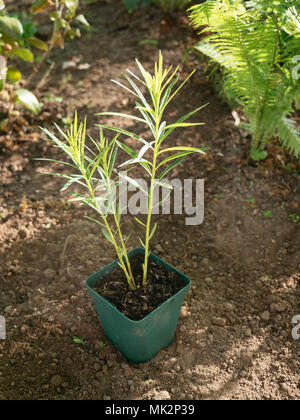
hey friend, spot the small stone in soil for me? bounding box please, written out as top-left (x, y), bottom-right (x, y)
top-left (180, 306), bottom-right (189, 319)
top-left (270, 303), bottom-right (286, 313)
top-left (154, 244), bottom-right (164, 253)
top-left (261, 311), bottom-right (270, 321)
top-left (50, 375), bottom-right (63, 387)
top-left (43, 269), bottom-right (56, 281)
top-left (223, 302), bottom-right (234, 312)
top-left (214, 318), bottom-right (226, 327)
top-left (154, 390), bottom-right (171, 400)
top-left (244, 328), bottom-right (252, 338)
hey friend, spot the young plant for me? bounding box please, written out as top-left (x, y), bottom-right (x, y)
top-left (41, 114), bottom-right (136, 290)
top-left (42, 53), bottom-right (206, 289)
top-left (190, 0), bottom-right (300, 159)
top-left (97, 51), bottom-right (206, 285)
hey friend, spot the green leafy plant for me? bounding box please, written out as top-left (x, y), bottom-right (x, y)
top-left (41, 114), bottom-right (136, 290)
top-left (289, 213), bottom-right (299, 223)
top-left (0, 6), bottom-right (46, 113)
top-left (264, 210), bottom-right (273, 218)
top-left (0, 1), bottom-right (88, 117)
top-left (73, 335), bottom-right (86, 344)
top-left (190, 0), bottom-right (300, 160)
top-left (98, 340), bottom-right (106, 347)
top-left (42, 52), bottom-right (206, 289)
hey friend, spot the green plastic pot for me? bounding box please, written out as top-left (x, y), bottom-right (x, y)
top-left (86, 247), bottom-right (191, 363)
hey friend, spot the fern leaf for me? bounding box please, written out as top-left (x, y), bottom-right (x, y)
top-left (277, 117), bottom-right (300, 158)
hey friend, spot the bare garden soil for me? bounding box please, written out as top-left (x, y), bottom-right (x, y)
top-left (0, 0), bottom-right (300, 400)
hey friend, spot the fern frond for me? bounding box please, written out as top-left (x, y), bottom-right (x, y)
top-left (189, 0), bottom-right (245, 28)
top-left (190, 0), bottom-right (300, 159)
top-left (189, 0), bottom-right (221, 26)
top-left (194, 16), bottom-right (279, 109)
top-left (277, 117), bottom-right (300, 158)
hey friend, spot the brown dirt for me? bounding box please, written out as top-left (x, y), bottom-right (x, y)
top-left (0, 0), bottom-right (300, 400)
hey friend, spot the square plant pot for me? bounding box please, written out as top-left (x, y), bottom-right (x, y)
top-left (86, 247), bottom-right (191, 363)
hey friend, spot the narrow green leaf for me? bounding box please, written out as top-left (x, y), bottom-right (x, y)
top-left (108, 146), bottom-right (118, 177)
top-left (60, 177), bottom-right (81, 192)
top-left (96, 124), bottom-right (148, 146)
top-left (159, 73), bottom-right (179, 115)
top-left (164, 69), bottom-right (197, 109)
top-left (157, 121), bottom-right (166, 141)
top-left (116, 141), bottom-right (137, 158)
top-left (157, 151), bottom-right (195, 169)
top-left (138, 142), bottom-right (153, 159)
top-left (101, 229), bottom-right (114, 244)
top-left (96, 111), bottom-right (146, 125)
top-left (158, 146), bottom-right (206, 156)
top-left (53, 122), bottom-right (70, 142)
top-left (122, 73), bottom-right (151, 110)
top-left (111, 79), bottom-right (137, 97)
top-left (135, 58), bottom-right (153, 90)
top-left (159, 104), bottom-right (207, 145)
top-left (41, 172), bottom-right (86, 189)
top-left (84, 215), bottom-right (105, 228)
top-left (139, 236), bottom-right (146, 248)
top-left (86, 154), bottom-right (102, 181)
top-left (41, 127), bottom-right (72, 159)
top-left (135, 217), bottom-right (146, 227)
top-left (34, 158), bottom-right (78, 170)
top-left (118, 157), bottom-right (138, 168)
top-left (135, 102), bottom-right (155, 133)
top-left (126, 68), bottom-right (146, 86)
top-left (118, 172), bottom-right (148, 195)
top-left (164, 122), bottom-right (205, 130)
top-left (158, 156), bottom-right (186, 180)
top-left (136, 105), bottom-right (155, 118)
top-left (149, 222), bottom-right (158, 240)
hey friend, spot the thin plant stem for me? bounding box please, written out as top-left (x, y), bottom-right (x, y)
top-left (142, 112), bottom-right (159, 285)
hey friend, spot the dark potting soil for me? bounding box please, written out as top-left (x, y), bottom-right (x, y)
top-left (92, 254), bottom-right (187, 321)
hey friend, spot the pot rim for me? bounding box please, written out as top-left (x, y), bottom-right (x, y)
top-left (85, 247), bottom-right (191, 325)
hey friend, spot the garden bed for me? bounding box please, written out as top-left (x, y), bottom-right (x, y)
top-left (0, 0), bottom-right (299, 400)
